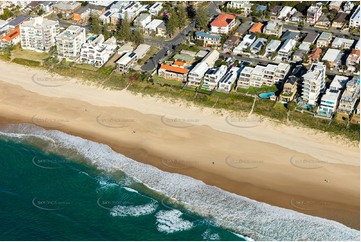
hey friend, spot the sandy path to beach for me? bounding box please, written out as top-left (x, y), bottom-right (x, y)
top-left (0, 61), bottom-right (359, 228)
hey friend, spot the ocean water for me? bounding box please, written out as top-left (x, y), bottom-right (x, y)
top-left (0, 124), bottom-right (359, 241)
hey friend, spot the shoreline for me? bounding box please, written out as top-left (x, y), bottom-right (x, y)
top-left (0, 60), bottom-right (359, 229)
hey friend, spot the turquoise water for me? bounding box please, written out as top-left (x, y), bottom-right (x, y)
top-left (0, 137), bottom-right (245, 241)
top-left (258, 92), bottom-right (275, 99)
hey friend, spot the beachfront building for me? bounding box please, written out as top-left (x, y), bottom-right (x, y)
top-left (306, 3), bottom-right (322, 25)
top-left (202, 65), bottom-right (228, 90)
top-left (317, 76), bottom-right (347, 117)
top-left (56, 25), bottom-right (86, 62)
top-left (233, 34), bottom-right (256, 54)
top-left (134, 44), bottom-right (151, 60)
top-left (263, 20), bottom-right (283, 37)
top-left (210, 14), bottom-right (236, 34)
top-left (217, 67), bottom-right (239, 92)
top-left (317, 32), bottom-right (333, 48)
top-left (20, 17), bottom-right (59, 52)
top-left (194, 31), bottom-right (221, 47)
top-left (302, 62), bottom-right (326, 106)
top-left (349, 5), bottom-right (360, 28)
top-left (279, 76), bottom-right (298, 103)
top-left (337, 76), bottom-right (360, 115)
top-left (158, 62), bottom-right (189, 82)
top-left (331, 37), bottom-right (355, 50)
top-left (187, 50), bottom-right (220, 86)
top-left (322, 49), bottom-right (343, 68)
top-left (116, 51), bottom-right (137, 73)
top-left (277, 39), bottom-right (297, 61)
top-left (80, 34), bottom-right (117, 67)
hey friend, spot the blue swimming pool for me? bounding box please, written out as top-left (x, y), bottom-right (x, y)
top-left (259, 92), bottom-right (275, 99)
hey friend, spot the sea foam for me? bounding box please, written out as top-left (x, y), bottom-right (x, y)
top-left (0, 124), bottom-right (359, 241)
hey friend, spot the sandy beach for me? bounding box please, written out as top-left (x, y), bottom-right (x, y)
top-left (0, 60), bottom-right (359, 229)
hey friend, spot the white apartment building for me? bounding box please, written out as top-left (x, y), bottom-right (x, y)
top-left (56, 25), bottom-right (86, 62)
top-left (202, 65), bottom-right (228, 90)
top-left (307, 4), bottom-right (323, 25)
top-left (237, 66), bottom-right (253, 88)
top-left (265, 39), bottom-right (281, 56)
top-left (210, 14), bottom-right (236, 34)
top-left (263, 20), bottom-right (283, 37)
top-left (20, 17), bottom-right (59, 52)
top-left (331, 37), bottom-right (355, 49)
top-left (317, 76), bottom-right (346, 117)
top-left (302, 62), bottom-right (326, 106)
top-left (349, 5), bottom-right (360, 28)
top-left (227, 1), bottom-right (252, 16)
top-left (80, 34), bottom-right (117, 67)
top-left (217, 67), bottom-right (239, 92)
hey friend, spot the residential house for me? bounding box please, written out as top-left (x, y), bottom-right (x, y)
top-left (223, 35), bottom-right (240, 53)
top-left (349, 5), bottom-right (360, 28)
top-left (202, 65), bottom-right (228, 90)
top-left (332, 12), bottom-right (348, 28)
top-left (56, 25), bottom-right (86, 62)
top-left (303, 31), bottom-right (319, 45)
top-left (290, 11), bottom-right (304, 23)
top-left (265, 39), bottom-right (281, 56)
top-left (217, 67), bottom-right (239, 92)
top-left (39, 1), bottom-right (54, 14)
top-left (315, 15), bottom-right (331, 29)
top-left (279, 76), bottom-right (299, 103)
top-left (187, 50), bottom-right (220, 86)
top-left (269, 5), bottom-right (283, 20)
top-left (337, 76), bottom-right (360, 115)
top-left (277, 39), bottom-right (297, 61)
top-left (116, 51), bottom-right (137, 73)
top-left (87, 4), bottom-right (107, 16)
top-left (145, 19), bottom-right (166, 37)
top-left (0, 26), bottom-right (20, 48)
top-left (195, 31), bottom-right (221, 47)
top-left (263, 20), bottom-right (283, 37)
top-left (322, 48), bottom-right (343, 68)
top-left (233, 34), bottom-right (256, 54)
top-left (227, 1), bottom-right (252, 16)
top-left (158, 62), bottom-right (189, 82)
top-left (134, 13), bottom-right (151, 29)
top-left (278, 6), bottom-right (296, 21)
top-left (346, 49), bottom-right (360, 72)
top-left (53, 1), bottom-right (81, 19)
top-left (293, 44), bottom-right (309, 62)
top-left (80, 34), bottom-right (117, 67)
top-left (20, 16), bottom-right (59, 52)
top-left (73, 5), bottom-right (91, 24)
top-left (249, 22), bottom-right (263, 34)
top-left (149, 2), bottom-right (163, 16)
top-left (328, 1), bottom-right (343, 11)
top-left (302, 62), bottom-right (326, 106)
top-left (210, 14), bottom-right (236, 34)
top-left (281, 30), bottom-right (300, 41)
top-left (316, 32), bottom-right (333, 48)
top-left (331, 37), bottom-right (354, 49)
top-left (237, 66), bottom-right (253, 88)
top-left (343, 1), bottom-right (355, 13)
top-left (307, 3), bottom-right (323, 25)
top-left (134, 44), bottom-right (151, 60)
top-left (308, 48), bottom-right (322, 63)
top-left (250, 37), bottom-right (267, 55)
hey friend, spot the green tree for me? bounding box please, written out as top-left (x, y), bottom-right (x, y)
top-left (89, 15), bottom-right (101, 35)
top-left (166, 9), bottom-right (178, 37)
top-left (195, 6), bottom-right (209, 31)
top-left (131, 29), bottom-right (144, 45)
top-left (117, 13), bottom-right (131, 41)
top-left (176, 3), bottom-right (188, 28)
top-left (103, 23), bottom-right (111, 39)
top-left (0, 8), bottom-right (14, 20)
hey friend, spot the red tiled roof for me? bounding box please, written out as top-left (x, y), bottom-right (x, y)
top-left (211, 14), bottom-right (235, 27)
top-left (249, 22), bottom-right (263, 33)
top-left (174, 61), bottom-right (185, 66)
top-left (309, 48), bottom-right (322, 59)
top-left (351, 49), bottom-right (360, 56)
top-left (160, 64), bottom-right (189, 74)
top-left (0, 26), bottom-right (20, 42)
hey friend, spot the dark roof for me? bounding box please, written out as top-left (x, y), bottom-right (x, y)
top-left (226, 35), bottom-right (239, 43)
top-left (7, 15), bottom-right (30, 27)
top-left (333, 12), bottom-right (348, 23)
top-left (291, 65), bottom-right (307, 77)
top-left (27, 1), bottom-right (41, 9)
top-left (281, 30), bottom-right (300, 41)
top-left (286, 76), bottom-right (298, 85)
top-left (88, 4), bottom-right (106, 11)
top-left (303, 31), bottom-right (319, 44)
top-left (236, 23), bottom-right (251, 35)
top-left (75, 5), bottom-right (90, 15)
top-left (269, 5), bottom-right (282, 14)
